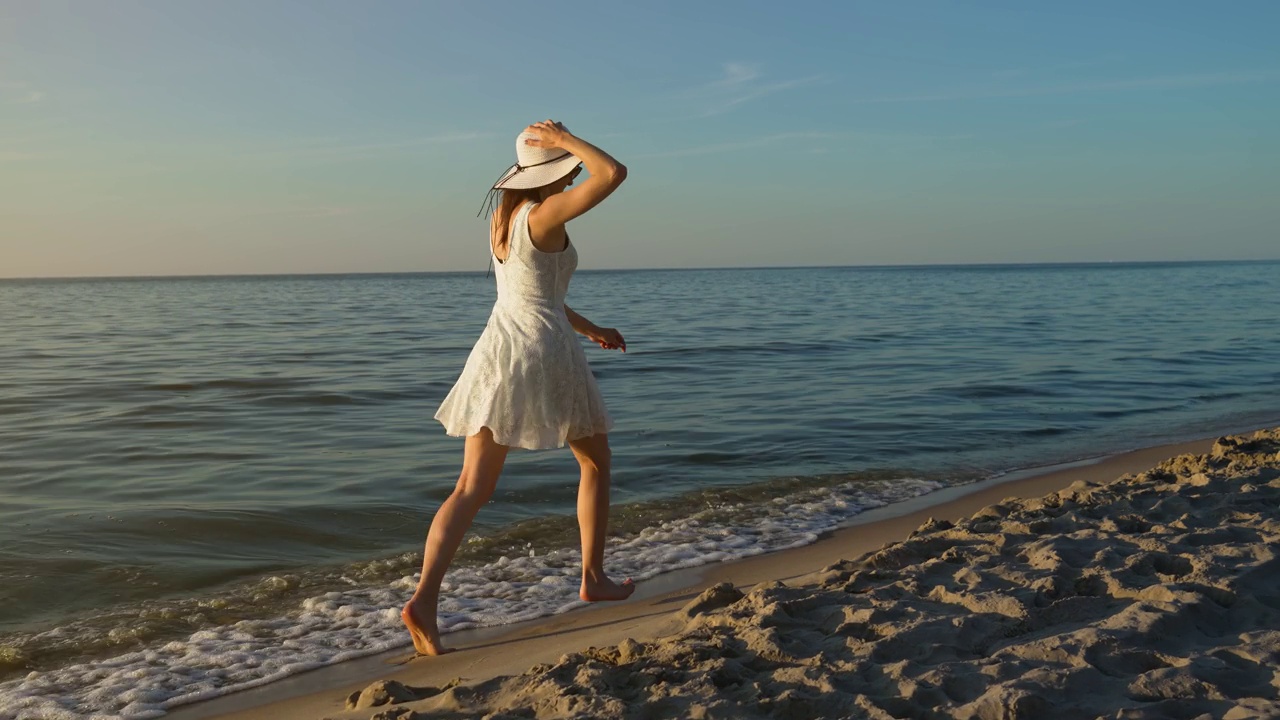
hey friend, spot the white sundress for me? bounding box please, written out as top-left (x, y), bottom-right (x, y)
top-left (435, 201), bottom-right (613, 449)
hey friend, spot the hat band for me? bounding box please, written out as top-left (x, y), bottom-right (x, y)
top-left (513, 151), bottom-right (573, 174)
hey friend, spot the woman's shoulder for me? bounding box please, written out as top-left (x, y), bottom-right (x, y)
top-left (526, 204), bottom-right (571, 254)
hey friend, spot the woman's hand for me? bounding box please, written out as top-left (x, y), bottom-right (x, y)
top-left (591, 327), bottom-right (626, 352)
top-left (524, 120), bottom-right (570, 150)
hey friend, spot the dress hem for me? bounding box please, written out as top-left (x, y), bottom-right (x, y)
top-left (436, 418), bottom-right (614, 451)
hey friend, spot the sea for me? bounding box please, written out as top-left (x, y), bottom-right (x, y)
top-left (2, 261), bottom-right (1278, 719)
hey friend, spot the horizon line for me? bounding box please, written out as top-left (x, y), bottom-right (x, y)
top-left (2, 258), bottom-right (1276, 282)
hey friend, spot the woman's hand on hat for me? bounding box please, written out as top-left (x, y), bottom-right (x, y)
top-left (525, 120), bottom-right (569, 150)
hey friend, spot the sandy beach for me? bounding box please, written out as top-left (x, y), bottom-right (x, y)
top-left (166, 428), bottom-right (1280, 720)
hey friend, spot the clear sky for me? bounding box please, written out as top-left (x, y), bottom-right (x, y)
top-left (3, 1), bottom-right (1278, 278)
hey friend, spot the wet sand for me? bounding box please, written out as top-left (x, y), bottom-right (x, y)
top-left (171, 429), bottom-right (1280, 719)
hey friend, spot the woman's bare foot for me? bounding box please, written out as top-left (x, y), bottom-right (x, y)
top-left (580, 574), bottom-right (635, 602)
top-left (401, 600), bottom-right (454, 656)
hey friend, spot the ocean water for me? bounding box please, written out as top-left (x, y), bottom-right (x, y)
top-left (2, 261), bottom-right (1278, 719)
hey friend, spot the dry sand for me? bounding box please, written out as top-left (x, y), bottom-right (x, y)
top-left (179, 430), bottom-right (1280, 720)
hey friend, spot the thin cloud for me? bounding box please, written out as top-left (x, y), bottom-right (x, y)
top-left (635, 131), bottom-right (835, 159)
top-left (2, 80), bottom-right (45, 105)
top-left (241, 131), bottom-right (490, 164)
top-left (694, 62), bottom-right (827, 117)
top-left (858, 71), bottom-right (1276, 104)
top-left (703, 76), bottom-right (827, 117)
top-left (634, 129), bottom-right (968, 160)
top-left (247, 205), bottom-right (365, 219)
top-left (992, 55), bottom-right (1125, 79)
top-left (712, 62), bottom-right (761, 88)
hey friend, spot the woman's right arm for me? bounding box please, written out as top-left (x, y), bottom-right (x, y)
top-left (525, 120), bottom-right (627, 229)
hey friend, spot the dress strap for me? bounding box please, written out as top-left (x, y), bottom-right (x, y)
top-left (510, 201), bottom-right (538, 261)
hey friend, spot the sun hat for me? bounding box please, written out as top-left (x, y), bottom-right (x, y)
top-left (495, 130), bottom-right (582, 190)
top-left (476, 128), bottom-right (582, 217)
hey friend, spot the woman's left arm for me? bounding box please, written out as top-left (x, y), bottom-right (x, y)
top-left (565, 305), bottom-right (626, 352)
top-left (564, 304), bottom-right (598, 337)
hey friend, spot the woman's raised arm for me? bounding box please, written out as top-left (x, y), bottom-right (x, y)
top-left (524, 121), bottom-right (626, 231)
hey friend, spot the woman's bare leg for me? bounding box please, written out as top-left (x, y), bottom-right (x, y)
top-left (402, 427), bottom-right (509, 655)
top-left (568, 432), bottom-right (635, 602)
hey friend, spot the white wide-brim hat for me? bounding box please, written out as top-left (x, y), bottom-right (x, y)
top-left (492, 130), bottom-right (582, 190)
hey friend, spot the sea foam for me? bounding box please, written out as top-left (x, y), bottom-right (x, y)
top-left (0, 476), bottom-right (941, 720)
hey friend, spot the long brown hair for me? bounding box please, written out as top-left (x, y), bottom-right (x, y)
top-left (490, 188), bottom-right (542, 258)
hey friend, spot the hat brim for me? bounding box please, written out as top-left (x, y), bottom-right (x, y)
top-left (493, 153), bottom-right (582, 190)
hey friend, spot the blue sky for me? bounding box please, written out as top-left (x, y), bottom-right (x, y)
top-left (2, 1), bottom-right (1278, 277)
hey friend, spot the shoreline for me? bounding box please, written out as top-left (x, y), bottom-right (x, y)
top-left (168, 432), bottom-right (1229, 720)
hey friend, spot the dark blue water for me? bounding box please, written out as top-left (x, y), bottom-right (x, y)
top-left (1, 262), bottom-right (1277, 718)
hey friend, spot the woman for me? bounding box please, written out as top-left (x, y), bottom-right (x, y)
top-left (402, 120), bottom-right (633, 656)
